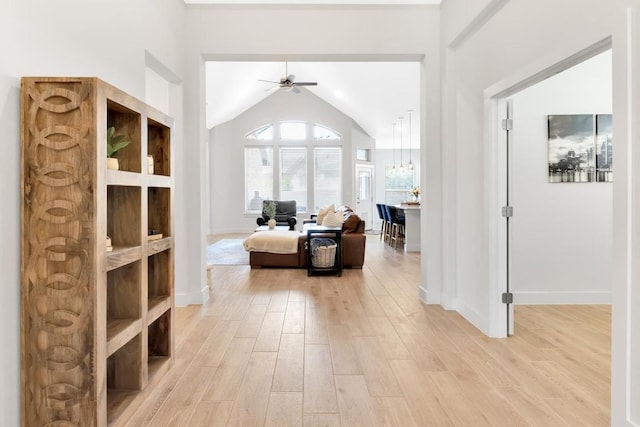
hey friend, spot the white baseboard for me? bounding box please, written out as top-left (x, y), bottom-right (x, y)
top-left (418, 285), bottom-right (428, 304)
top-left (513, 291), bottom-right (611, 305)
top-left (175, 285), bottom-right (209, 307)
top-left (454, 298), bottom-right (490, 336)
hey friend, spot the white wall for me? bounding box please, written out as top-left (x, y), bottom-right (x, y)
top-left (185, 4), bottom-right (442, 306)
top-left (0, 1), bottom-right (185, 425)
top-left (208, 88), bottom-right (373, 233)
top-left (511, 51), bottom-right (612, 304)
top-left (441, 0), bottom-right (636, 423)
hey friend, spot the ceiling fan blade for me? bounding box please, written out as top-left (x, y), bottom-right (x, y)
top-left (292, 86), bottom-right (301, 94)
top-left (293, 82), bottom-right (318, 86)
top-left (258, 79), bottom-right (280, 84)
top-left (287, 74), bottom-right (296, 82)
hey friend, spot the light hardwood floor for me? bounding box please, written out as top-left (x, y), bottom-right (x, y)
top-left (123, 234), bottom-right (611, 426)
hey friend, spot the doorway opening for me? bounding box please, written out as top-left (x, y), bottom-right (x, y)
top-left (487, 38), bottom-right (612, 338)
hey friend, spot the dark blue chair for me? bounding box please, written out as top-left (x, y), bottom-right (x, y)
top-left (375, 203), bottom-right (386, 241)
top-left (385, 205), bottom-right (405, 249)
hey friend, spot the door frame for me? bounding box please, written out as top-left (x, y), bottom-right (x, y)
top-left (354, 163), bottom-right (374, 230)
top-left (484, 38), bottom-right (612, 338)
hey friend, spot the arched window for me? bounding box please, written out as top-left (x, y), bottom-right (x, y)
top-left (244, 121), bottom-right (342, 213)
top-left (280, 121), bottom-right (306, 140)
top-left (245, 124), bottom-right (273, 140)
top-left (314, 124), bottom-right (341, 140)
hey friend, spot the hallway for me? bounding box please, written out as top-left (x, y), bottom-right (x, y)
top-left (123, 235), bottom-right (610, 426)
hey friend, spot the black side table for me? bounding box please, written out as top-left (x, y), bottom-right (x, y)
top-left (306, 225), bottom-right (343, 276)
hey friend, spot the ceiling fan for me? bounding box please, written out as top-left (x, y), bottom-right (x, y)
top-left (259, 62), bottom-right (318, 93)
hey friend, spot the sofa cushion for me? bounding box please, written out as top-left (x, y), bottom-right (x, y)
top-left (343, 212), bottom-right (362, 233)
top-left (322, 209), bottom-right (344, 227)
top-left (316, 204), bottom-right (335, 225)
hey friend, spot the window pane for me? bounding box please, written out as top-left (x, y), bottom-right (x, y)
top-left (246, 124), bottom-right (273, 140)
top-left (280, 147), bottom-right (307, 212)
top-left (314, 147), bottom-right (342, 211)
top-left (314, 124), bottom-right (341, 140)
top-left (245, 147), bottom-right (273, 211)
top-left (385, 165), bottom-right (414, 205)
top-left (280, 121), bottom-right (306, 140)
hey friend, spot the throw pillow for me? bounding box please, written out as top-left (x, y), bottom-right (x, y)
top-left (322, 209), bottom-right (344, 227)
top-left (343, 213), bottom-right (361, 233)
top-left (316, 204), bottom-right (335, 225)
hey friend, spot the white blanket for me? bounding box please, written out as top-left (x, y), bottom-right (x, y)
top-left (243, 230), bottom-right (300, 254)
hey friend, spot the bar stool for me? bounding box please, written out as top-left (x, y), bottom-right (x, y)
top-left (375, 203), bottom-right (386, 240)
top-left (385, 205), bottom-right (405, 249)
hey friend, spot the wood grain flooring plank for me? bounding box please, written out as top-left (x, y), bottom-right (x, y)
top-left (254, 312), bottom-right (285, 352)
top-left (372, 397), bottom-right (418, 427)
top-left (303, 414), bottom-right (341, 427)
top-left (226, 351), bottom-right (277, 426)
top-left (327, 324), bottom-right (361, 375)
top-left (272, 334), bottom-right (304, 392)
top-left (234, 304), bottom-right (267, 338)
top-left (186, 401), bottom-right (233, 427)
top-left (303, 344), bottom-right (338, 413)
top-left (305, 308), bottom-right (329, 345)
top-left (352, 336), bottom-right (402, 397)
top-left (283, 300), bottom-right (306, 334)
top-left (201, 338), bottom-right (255, 402)
top-left (264, 392), bottom-right (303, 427)
top-left (334, 375), bottom-right (377, 427)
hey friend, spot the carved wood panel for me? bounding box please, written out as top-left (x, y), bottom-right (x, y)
top-left (22, 79), bottom-right (97, 426)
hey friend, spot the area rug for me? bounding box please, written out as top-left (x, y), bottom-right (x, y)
top-left (207, 239), bottom-right (249, 265)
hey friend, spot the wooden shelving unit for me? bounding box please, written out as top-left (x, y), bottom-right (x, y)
top-left (21, 77), bottom-right (175, 426)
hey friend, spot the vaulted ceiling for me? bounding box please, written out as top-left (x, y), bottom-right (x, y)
top-left (205, 61), bottom-right (422, 148)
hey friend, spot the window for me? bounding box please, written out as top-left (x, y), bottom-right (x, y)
top-left (245, 147), bottom-right (273, 211)
top-left (280, 121), bottom-right (306, 140)
top-left (314, 147), bottom-right (342, 211)
top-left (280, 148), bottom-right (307, 212)
top-left (314, 124), bottom-right (341, 140)
top-left (385, 166), bottom-right (414, 205)
top-left (245, 124), bottom-right (273, 140)
top-left (244, 121), bottom-right (342, 213)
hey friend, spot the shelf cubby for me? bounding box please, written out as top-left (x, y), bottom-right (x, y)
top-left (107, 334), bottom-right (144, 425)
top-left (107, 261), bottom-right (142, 351)
top-left (148, 187), bottom-right (171, 238)
top-left (107, 101), bottom-right (142, 173)
top-left (148, 119), bottom-right (171, 176)
top-left (108, 186), bottom-right (141, 247)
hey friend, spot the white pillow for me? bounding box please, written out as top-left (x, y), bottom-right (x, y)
top-left (316, 204), bottom-right (335, 225)
top-left (322, 209), bottom-right (344, 227)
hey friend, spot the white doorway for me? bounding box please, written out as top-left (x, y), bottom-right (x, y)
top-left (487, 39), bottom-right (613, 337)
top-left (355, 164), bottom-right (374, 230)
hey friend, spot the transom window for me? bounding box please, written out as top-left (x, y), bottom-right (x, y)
top-left (314, 124), bottom-right (341, 140)
top-left (280, 121), bottom-right (306, 140)
top-left (245, 124), bottom-right (273, 140)
top-left (245, 121), bottom-right (342, 213)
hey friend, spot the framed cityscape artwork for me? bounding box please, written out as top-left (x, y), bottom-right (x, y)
top-left (547, 114), bottom-right (612, 183)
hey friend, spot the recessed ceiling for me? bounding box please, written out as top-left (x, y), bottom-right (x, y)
top-left (205, 61), bottom-right (421, 148)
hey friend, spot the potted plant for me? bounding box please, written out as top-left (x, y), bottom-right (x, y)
top-left (106, 127), bottom-right (131, 170)
top-left (264, 200), bottom-right (277, 229)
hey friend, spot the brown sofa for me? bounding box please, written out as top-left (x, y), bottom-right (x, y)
top-left (249, 207), bottom-right (366, 269)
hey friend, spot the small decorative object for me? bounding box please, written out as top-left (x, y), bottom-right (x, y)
top-left (148, 229), bottom-right (163, 241)
top-left (106, 236), bottom-right (113, 252)
top-left (147, 155), bottom-right (154, 174)
top-left (106, 126), bottom-right (131, 170)
top-left (409, 186), bottom-right (420, 202)
top-left (264, 200), bottom-right (276, 229)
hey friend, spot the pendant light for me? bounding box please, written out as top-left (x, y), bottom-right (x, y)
top-left (398, 116), bottom-right (405, 173)
top-left (407, 110), bottom-right (414, 171)
top-left (390, 122), bottom-right (397, 174)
